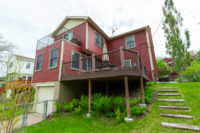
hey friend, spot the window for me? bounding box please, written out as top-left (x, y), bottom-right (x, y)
top-left (36, 54), bottom-right (43, 71)
top-left (49, 48), bottom-right (59, 68)
top-left (95, 32), bottom-right (104, 48)
top-left (71, 51), bottom-right (80, 70)
top-left (28, 76), bottom-right (32, 80)
top-left (126, 35), bottom-right (135, 49)
top-left (82, 58), bottom-right (92, 71)
top-left (22, 76), bottom-right (26, 80)
top-left (63, 31), bottom-right (73, 41)
top-left (26, 62), bottom-right (31, 69)
top-left (125, 60), bottom-right (131, 67)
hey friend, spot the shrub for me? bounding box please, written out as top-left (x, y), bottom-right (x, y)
top-left (73, 105), bottom-right (81, 114)
top-left (102, 96), bottom-right (112, 114)
top-left (71, 98), bottom-right (79, 108)
top-left (112, 96), bottom-right (124, 111)
top-left (79, 95), bottom-right (88, 113)
top-left (63, 102), bottom-right (74, 112)
top-left (129, 98), bottom-right (137, 106)
top-left (55, 101), bottom-right (61, 112)
top-left (131, 106), bottom-right (146, 116)
top-left (144, 86), bottom-right (153, 104)
top-left (156, 58), bottom-right (172, 78)
top-left (115, 107), bottom-right (123, 123)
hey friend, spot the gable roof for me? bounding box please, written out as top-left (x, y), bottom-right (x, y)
top-left (14, 54), bottom-right (34, 62)
top-left (52, 16), bottom-right (149, 41)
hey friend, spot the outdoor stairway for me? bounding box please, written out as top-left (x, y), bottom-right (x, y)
top-left (161, 113), bottom-right (193, 119)
top-left (157, 86), bottom-right (200, 132)
top-left (157, 90), bottom-right (179, 92)
top-left (161, 122), bottom-right (200, 131)
top-left (158, 94), bottom-right (181, 96)
top-left (159, 106), bottom-right (189, 110)
top-left (158, 99), bottom-right (184, 102)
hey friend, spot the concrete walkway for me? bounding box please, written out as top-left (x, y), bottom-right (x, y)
top-left (1, 113), bottom-right (43, 133)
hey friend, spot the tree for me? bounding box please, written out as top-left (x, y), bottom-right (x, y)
top-left (156, 58), bottom-right (172, 78)
top-left (162, 0), bottom-right (191, 80)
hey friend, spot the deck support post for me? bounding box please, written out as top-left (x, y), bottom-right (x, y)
top-left (140, 77), bottom-right (146, 107)
top-left (87, 79), bottom-right (92, 117)
top-left (124, 76), bottom-right (133, 122)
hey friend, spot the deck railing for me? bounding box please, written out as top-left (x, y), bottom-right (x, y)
top-left (36, 27), bottom-right (82, 50)
top-left (62, 47), bottom-right (148, 78)
top-left (5, 80), bottom-right (32, 89)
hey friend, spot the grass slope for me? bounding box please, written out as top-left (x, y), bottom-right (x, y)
top-left (18, 82), bottom-right (200, 133)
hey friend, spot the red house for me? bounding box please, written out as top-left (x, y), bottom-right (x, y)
top-left (32, 16), bottom-right (158, 118)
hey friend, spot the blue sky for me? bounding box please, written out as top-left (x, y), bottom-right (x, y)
top-left (0, 0), bottom-right (200, 58)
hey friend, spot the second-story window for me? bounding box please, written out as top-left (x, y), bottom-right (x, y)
top-left (95, 32), bottom-right (104, 48)
top-left (126, 35), bottom-right (135, 49)
top-left (26, 62), bottom-right (31, 69)
top-left (63, 31), bottom-right (73, 41)
top-left (36, 54), bottom-right (43, 71)
top-left (71, 51), bottom-right (80, 70)
top-left (49, 48), bottom-right (59, 68)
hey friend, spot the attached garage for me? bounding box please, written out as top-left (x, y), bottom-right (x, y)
top-left (36, 87), bottom-right (54, 115)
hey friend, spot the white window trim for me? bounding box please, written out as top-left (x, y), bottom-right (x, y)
top-left (35, 54), bottom-right (44, 72)
top-left (71, 50), bottom-right (81, 71)
top-left (49, 48), bottom-right (59, 69)
top-left (124, 59), bottom-right (132, 67)
top-left (125, 35), bottom-right (136, 49)
top-left (95, 31), bottom-right (104, 49)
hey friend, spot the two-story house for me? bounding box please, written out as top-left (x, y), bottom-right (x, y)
top-left (32, 16), bottom-right (158, 119)
top-left (5, 54), bottom-right (34, 97)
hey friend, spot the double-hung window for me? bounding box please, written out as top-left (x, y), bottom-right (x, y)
top-left (71, 51), bottom-right (80, 70)
top-left (36, 54), bottom-right (43, 71)
top-left (26, 62), bottom-right (31, 69)
top-left (125, 35), bottom-right (135, 49)
top-left (63, 31), bottom-right (73, 41)
top-left (49, 48), bottom-right (59, 68)
top-left (95, 32), bottom-right (104, 48)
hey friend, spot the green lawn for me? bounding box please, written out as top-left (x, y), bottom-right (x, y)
top-left (18, 82), bottom-right (200, 133)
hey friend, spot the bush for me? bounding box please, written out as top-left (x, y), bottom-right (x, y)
top-left (63, 102), bottom-right (74, 112)
top-left (73, 105), bottom-right (81, 114)
top-left (115, 107), bottom-right (124, 123)
top-left (144, 86), bottom-right (153, 104)
top-left (129, 98), bottom-right (137, 106)
top-left (112, 96), bottom-right (124, 112)
top-left (131, 106), bottom-right (146, 116)
top-left (55, 101), bottom-right (61, 112)
top-left (79, 95), bottom-right (88, 113)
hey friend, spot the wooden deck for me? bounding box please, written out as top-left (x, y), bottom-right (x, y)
top-left (5, 80), bottom-right (32, 89)
top-left (61, 47), bottom-right (150, 81)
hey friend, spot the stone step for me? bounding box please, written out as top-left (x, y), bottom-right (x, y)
top-left (159, 106), bottom-right (189, 110)
top-left (159, 87), bottom-right (178, 89)
top-left (157, 90), bottom-right (179, 92)
top-left (158, 99), bottom-right (184, 102)
top-left (158, 94), bottom-right (181, 96)
top-left (161, 122), bottom-right (200, 131)
top-left (161, 113), bottom-right (193, 119)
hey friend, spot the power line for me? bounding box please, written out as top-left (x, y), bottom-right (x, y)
top-left (153, 16), bottom-right (164, 37)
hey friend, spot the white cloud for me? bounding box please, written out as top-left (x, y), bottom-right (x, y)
top-left (0, 0), bottom-right (199, 59)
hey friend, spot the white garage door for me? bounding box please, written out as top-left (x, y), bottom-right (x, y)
top-left (36, 87), bottom-right (54, 115)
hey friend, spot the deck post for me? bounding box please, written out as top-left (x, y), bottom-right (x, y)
top-left (92, 54), bottom-right (95, 72)
top-left (87, 79), bottom-right (92, 117)
top-left (124, 76), bottom-right (133, 122)
top-left (79, 56), bottom-right (82, 74)
top-left (120, 46), bottom-right (125, 68)
top-left (140, 76), bottom-right (146, 107)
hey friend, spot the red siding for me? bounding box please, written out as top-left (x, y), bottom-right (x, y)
top-left (87, 24), bottom-right (104, 54)
top-left (108, 30), bottom-right (153, 80)
top-left (32, 40), bottom-right (62, 83)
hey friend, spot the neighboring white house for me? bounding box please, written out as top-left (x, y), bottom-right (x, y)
top-left (7, 54), bottom-right (34, 81)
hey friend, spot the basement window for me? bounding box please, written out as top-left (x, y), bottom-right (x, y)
top-left (49, 48), bottom-right (59, 68)
top-left (125, 60), bottom-right (131, 67)
top-left (36, 54), bottom-right (43, 71)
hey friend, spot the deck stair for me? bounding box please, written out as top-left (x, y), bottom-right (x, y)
top-left (161, 113), bottom-right (193, 119)
top-left (161, 122), bottom-right (200, 131)
top-left (158, 94), bottom-right (181, 96)
top-left (158, 99), bottom-right (184, 103)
